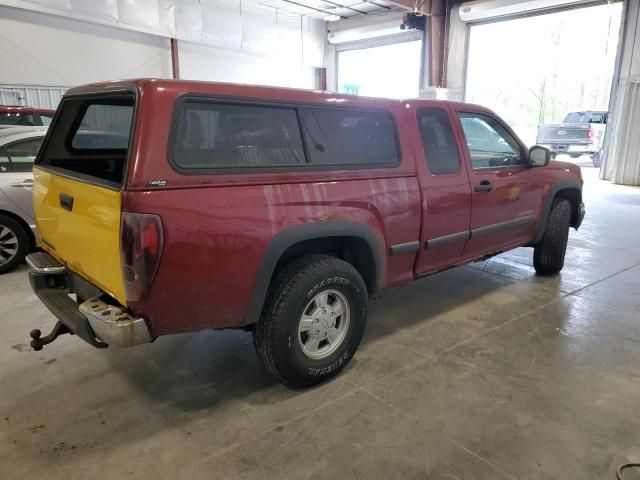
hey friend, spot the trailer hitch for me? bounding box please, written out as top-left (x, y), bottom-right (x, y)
top-left (30, 322), bottom-right (71, 351)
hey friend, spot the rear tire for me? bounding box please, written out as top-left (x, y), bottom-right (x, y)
top-left (0, 215), bottom-right (29, 274)
top-left (592, 151), bottom-right (601, 168)
top-left (254, 254), bottom-right (367, 388)
top-left (534, 199), bottom-right (572, 275)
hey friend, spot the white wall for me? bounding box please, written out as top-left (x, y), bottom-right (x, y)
top-left (0, 3), bottom-right (326, 95)
top-left (0, 4), bottom-right (172, 86)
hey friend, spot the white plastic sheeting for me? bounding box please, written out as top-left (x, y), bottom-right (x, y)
top-left (0, 0), bottom-right (325, 67)
top-left (601, 0), bottom-right (640, 186)
top-left (602, 80), bottom-right (640, 185)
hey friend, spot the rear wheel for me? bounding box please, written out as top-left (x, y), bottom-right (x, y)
top-left (533, 199), bottom-right (571, 275)
top-left (254, 254), bottom-right (367, 388)
top-left (592, 151), bottom-right (601, 168)
top-left (0, 215), bottom-right (29, 274)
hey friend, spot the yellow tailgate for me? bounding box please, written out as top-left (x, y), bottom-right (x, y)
top-left (33, 167), bottom-right (126, 304)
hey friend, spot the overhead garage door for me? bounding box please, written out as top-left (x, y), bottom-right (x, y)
top-left (461, 1), bottom-right (622, 147)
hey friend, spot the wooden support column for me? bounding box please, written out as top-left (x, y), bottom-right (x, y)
top-left (170, 38), bottom-right (180, 80)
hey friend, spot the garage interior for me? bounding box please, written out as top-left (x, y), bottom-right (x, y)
top-left (1, 0), bottom-right (640, 478)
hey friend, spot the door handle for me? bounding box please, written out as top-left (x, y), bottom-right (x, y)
top-left (9, 179), bottom-right (34, 188)
top-left (59, 193), bottom-right (74, 211)
top-left (474, 180), bottom-right (494, 193)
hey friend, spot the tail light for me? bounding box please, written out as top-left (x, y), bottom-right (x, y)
top-left (588, 128), bottom-right (594, 139)
top-left (120, 212), bottom-right (164, 302)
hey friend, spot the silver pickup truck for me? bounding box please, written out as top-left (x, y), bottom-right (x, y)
top-left (536, 110), bottom-right (607, 167)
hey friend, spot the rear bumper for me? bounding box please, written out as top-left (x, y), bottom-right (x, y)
top-left (26, 252), bottom-right (151, 348)
top-left (538, 143), bottom-right (595, 154)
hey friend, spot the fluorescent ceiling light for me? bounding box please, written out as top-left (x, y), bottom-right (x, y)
top-left (459, 0), bottom-right (599, 22)
top-left (324, 14), bottom-right (341, 22)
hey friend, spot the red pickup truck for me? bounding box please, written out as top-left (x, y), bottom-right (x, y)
top-left (26, 79), bottom-right (584, 387)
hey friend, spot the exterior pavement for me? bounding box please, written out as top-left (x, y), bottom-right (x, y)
top-left (1, 161), bottom-right (639, 479)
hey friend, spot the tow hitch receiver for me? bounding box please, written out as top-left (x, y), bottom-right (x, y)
top-left (30, 322), bottom-right (72, 351)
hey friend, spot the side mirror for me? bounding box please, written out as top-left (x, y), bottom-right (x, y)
top-left (529, 145), bottom-right (551, 167)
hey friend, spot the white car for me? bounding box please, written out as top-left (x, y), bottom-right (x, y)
top-left (0, 126), bottom-right (48, 273)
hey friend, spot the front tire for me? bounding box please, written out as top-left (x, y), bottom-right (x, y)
top-left (534, 199), bottom-right (571, 275)
top-left (254, 254), bottom-right (367, 388)
top-left (0, 215), bottom-right (29, 274)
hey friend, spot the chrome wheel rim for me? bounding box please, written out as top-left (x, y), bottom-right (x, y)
top-left (0, 225), bottom-right (19, 266)
top-left (298, 289), bottom-right (350, 360)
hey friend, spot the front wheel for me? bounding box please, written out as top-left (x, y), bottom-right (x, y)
top-left (534, 199), bottom-right (571, 275)
top-left (0, 215), bottom-right (29, 274)
top-left (254, 254), bottom-right (368, 388)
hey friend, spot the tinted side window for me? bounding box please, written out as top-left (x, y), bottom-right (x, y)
top-left (417, 107), bottom-right (460, 175)
top-left (173, 101), bottom-right (306, 170)
top-left (3, 138), bottom-right (43, 172)
top-left (458, 113), bottom-right (523, 169)
top-left (299, 107), bottom-right (398, 166)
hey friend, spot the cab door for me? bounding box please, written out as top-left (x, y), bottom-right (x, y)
top-left (410, 104), bottom-right (472, 275)
top-left (452, 108), bottom-right (543, 259)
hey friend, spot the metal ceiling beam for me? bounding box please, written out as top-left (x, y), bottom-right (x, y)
top-left (319, 0), bottom-right (369, 14)
top-left (279, 0), bottom-right (350, 17)
top-left (382, 0), bottom-right (419, 11)
top-left (363, 0), bottom-right (392, 9)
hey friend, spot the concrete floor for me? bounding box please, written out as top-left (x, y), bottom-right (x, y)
top-left (2, 163), bottom-right (640, 480)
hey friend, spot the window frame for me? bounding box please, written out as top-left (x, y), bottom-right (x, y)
top-left (416, 106), bottom-right (463, 176)
top-left (35, 88), bottom-right (139, 192)
top-left (167, 94), bottom-right (402, 176)
top-left (456, 110), bottom-right (527, 171)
